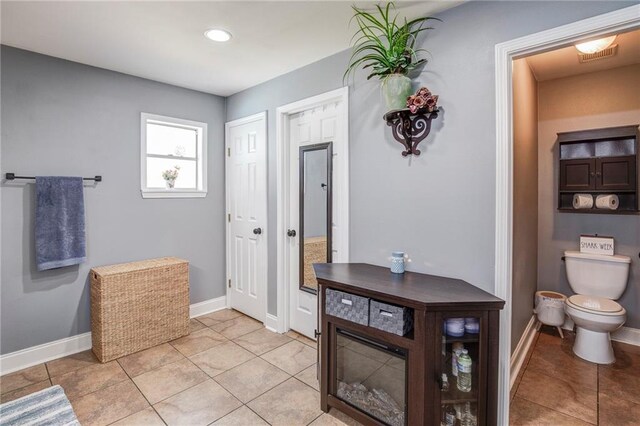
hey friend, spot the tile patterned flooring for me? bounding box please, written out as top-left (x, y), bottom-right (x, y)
top-left (509, 326), bottom-right (640, 425)
top-left (3, 314), bottom-right (638, 425)
top-left (0, 310), bottom-right (360, 426)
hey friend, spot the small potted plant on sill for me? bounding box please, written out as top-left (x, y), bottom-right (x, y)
top-left (162, 166), bottom-right (180, 189)
top-left (344, 2), bottom-right (439, 111)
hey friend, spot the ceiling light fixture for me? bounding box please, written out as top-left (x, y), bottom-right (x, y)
top-left (204, 29), bottom-right (232, 42)
top-left (575, 35), bottom-right (617, 54)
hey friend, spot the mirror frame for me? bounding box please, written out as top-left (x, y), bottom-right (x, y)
top-left (299, 142), bottom-right (333, 294)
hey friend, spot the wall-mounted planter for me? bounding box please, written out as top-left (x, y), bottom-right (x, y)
top-left (384, 108), bottom-right (439, 157)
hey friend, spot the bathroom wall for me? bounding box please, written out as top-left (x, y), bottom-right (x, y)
top-left (538, 64), bottom-right (640, 329)
top-left (511, 59), bottom-right (538, 352)
top-left (226, 1), bottom-right (632, 316)
top-left (0, 46), bottom-right (226, 354)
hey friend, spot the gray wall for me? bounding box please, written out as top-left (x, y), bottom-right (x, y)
top-left (226, 1), bottom-right (633, 316)
top-left (1, 46), bottom-right (226, 354)
top-left (511, 59), bottom-right (538, 352)
top-left (538, 64), bottom-right (640, 329)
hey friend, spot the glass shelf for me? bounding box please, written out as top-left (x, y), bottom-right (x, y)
top-left (444, 332), bottom-right (480, 344)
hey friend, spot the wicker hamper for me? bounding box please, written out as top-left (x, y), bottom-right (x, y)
top-left (90, 257), bottom-right (189, 362)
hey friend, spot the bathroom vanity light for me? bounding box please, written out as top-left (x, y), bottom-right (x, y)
top-left (204, 29), bottom-right (232, 42)
top-left (575, 35), bottom-right (617, 54)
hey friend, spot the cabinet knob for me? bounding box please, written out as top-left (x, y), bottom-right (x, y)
top-left (287, 229), bottom-right (297, 237)
top-left (253, 228), bottom-right (262, 235)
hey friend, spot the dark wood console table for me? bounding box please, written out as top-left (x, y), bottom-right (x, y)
top-left (315, 263), bottom-right (504, 426)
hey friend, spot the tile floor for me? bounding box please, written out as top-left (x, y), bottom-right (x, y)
top-left (3, 313), bottom-right (638, 425)
top-left (509, 326), bottom-right (640, 425)
top-left (0, 310), bottom-right (361, 426)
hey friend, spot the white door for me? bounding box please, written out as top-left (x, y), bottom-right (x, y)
top-left (226, 112), bottom-right (267, 322)
top-left (287, 99), bottom-right (348, 338)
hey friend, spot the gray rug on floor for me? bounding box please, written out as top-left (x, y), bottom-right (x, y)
top-left (0, 385), bottom-right (79, 426)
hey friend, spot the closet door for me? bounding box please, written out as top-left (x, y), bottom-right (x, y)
top-left (226, 112), bottom-right (268, 322)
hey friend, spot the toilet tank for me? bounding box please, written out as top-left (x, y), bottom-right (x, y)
top-left (564, 251), bottom-right (631, 299)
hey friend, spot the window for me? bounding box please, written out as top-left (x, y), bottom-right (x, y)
top-left (141, 113), bottom-right (207, 198)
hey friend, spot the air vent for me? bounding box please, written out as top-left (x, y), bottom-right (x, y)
top-left (578, 44), bottom-right (618, 63)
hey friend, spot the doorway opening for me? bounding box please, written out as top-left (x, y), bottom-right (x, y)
top-left (494, 5), bottom-right (640, 424)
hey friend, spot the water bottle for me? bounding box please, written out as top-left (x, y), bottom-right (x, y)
top-left (460, 402), bottom-right (476, 426)
top-left (451, 342), bottom-right (464, 377)
top-left (457, 349), bottom-right (472, 392)
top-left (441, 405), bottom-right (456, 426)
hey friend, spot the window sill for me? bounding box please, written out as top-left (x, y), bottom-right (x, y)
top-left (141, 190), bottom-right (207, 199)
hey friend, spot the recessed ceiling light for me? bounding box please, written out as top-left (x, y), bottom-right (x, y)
top-left (204, 29), bottom-right (232, 42)
top-left (575, 35), bottom-right (617, 54)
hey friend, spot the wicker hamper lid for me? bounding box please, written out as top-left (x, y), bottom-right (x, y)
top-left (91, 257), bottom-right (188, 278)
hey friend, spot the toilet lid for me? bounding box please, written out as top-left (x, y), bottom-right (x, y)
top-left (567, 295), bottom-right (623, 314)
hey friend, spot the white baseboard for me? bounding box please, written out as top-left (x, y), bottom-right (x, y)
top-left (0, 332), bottom-right (93, 377)
top-left (0, 296), bottom-right (227, 376)
top-left (612, 326), bottom-right (640, 346)
top-left (510, 315), bottom-right (538, 390)
top-left (264, 314), bottom-right (279, 333)
top-left (189, 295), bottom-right (227, 318)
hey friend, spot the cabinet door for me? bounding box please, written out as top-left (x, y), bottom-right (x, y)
top-left (596, 156), bottom-right (636, 191)
top-left (436, 312), bottom-right (488, 426)
top-left (559, 158), bottom-right (595, 191)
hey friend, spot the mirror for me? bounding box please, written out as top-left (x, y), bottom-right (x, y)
top-left (299, 142), bottom-right (332, 293)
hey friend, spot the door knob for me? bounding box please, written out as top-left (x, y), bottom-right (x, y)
top-left (287, 229), bottom-right (297, 237)
top-left (253, 228), bottom-right (262, 235)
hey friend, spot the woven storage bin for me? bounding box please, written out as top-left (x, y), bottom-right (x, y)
top-left (325, 288), bottom-right (370, 326)
top-left (369, 299), bottom-right (414, 336)
top-left (90, 257), bottom-right (189, 362)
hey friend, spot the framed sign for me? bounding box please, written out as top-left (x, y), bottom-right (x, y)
top-left (580, 235), bottom-right (614, 255)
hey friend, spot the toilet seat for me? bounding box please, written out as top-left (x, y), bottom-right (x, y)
top-left (566, 295), bottom-right (624, 316)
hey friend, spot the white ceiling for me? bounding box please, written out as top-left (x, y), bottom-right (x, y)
top-left (526, 29), bottom-right (640, 82)
top-left (1, 1), bottom-right (461, 97)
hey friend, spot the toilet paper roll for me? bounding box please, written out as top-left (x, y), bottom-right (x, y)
top-left (595, 194), bottom-right (619, 210)
top-left (573, 193), bottom-right (594, 209)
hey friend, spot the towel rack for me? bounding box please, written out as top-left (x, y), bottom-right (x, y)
top-left (5, 173), bottom-right (102, 182)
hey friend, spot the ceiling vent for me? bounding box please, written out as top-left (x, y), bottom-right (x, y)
top-left (578, 44), bottom-right (618, 63)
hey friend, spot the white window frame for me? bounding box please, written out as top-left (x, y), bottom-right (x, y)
top-left (140, 112), bottom-right (208, 198)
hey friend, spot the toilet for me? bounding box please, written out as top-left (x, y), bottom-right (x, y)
top-left (563, 250), bottom-right (631, 364)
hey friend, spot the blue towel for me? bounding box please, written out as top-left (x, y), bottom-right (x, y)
top-left (35, 176), bottom-right (86, 271)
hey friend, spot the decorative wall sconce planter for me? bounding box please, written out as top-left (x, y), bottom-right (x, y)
top-left (384, 108), bottom-right (439, 157)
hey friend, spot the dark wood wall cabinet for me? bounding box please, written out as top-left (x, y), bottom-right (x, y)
top-left (314, 263), bottom-right (504, 426)
top-left (558, 125), bottom-right (639, 214)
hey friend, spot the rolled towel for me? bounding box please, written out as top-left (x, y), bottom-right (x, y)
top-left (573, 193), bottom-right (593, 209)
top-left (595, 194), bottom-right (619, 210)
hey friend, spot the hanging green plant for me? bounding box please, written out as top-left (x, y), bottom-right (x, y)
top-left (344, 2), bottom-right (439, 110)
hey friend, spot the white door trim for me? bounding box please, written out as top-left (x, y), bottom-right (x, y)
top-left (225, 111), bottom-right (268, 323)
top-left (494, 5), bottom-right (640, 425)
top-left (275, 87), bottom-right (350, 333)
